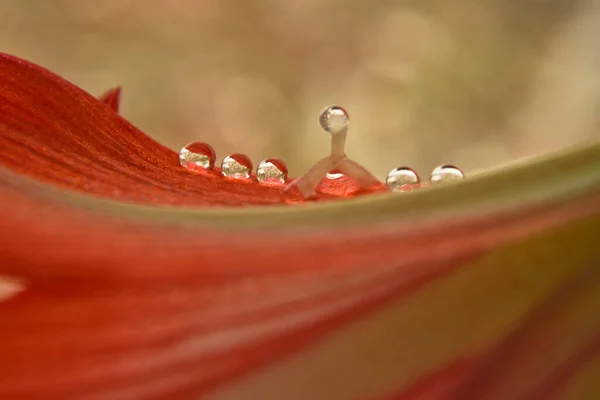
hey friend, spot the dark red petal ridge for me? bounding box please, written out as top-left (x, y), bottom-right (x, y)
top-left (0, 53), bottom-right (382, 206)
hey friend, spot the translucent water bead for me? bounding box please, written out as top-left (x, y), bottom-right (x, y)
top-left (221, 153), bottom-right (253, 179)
top-left (179, 142), bottom-right (216, 171)
top-left (256, 158), bottom-right (288, 184)
top-left (385, 167), bottom-right (420, 191)
top-left (430, 165), bottom-right (465, 185)
top-left (319, 106), bottom-right (349, 135)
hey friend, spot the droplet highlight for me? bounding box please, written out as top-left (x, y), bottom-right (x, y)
top-left (256, 158), bottom-right (288, 184)
top-left (179, 142), bottom-right (216, 171)
top-left (319, 105), bottom-right (349, 134)
top-left (430, 165), bottom-right (464, 185)
top-left (385, 167), bottom-right (420, 191)
top-left (221, 153), bottom-right (253, 179)
top-left (326, 170), bottom-right (344, 180)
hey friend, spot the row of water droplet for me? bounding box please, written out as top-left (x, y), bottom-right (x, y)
top-left (179, 142), bottom-right (289, 184)
top-left (180, 142), bottom-right (464, 190)
top-left (317, 165), bottom-right (464, 191)
top-left (384, 165), bottom-right (464, 191)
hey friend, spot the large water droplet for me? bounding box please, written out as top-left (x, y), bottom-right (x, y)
top-left (319, 105), bottom-right (349, 134)
top-left (256, 158), bottom-right (288, 184)
top-left (385, 167), bottom-right (420, 191)
top-left (221, 153), bottom-right (253, 179)
top-left (430, 165), bottom-right (464, 185)
top-left (179, 142), bottom-right (216, 171)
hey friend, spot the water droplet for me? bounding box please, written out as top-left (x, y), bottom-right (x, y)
top-left (319, 105), bottom-right (349, 134)
top-left (430, 165), bottom-right (464, 185)
top-left (326, 171), bottom-right (344, 180)
top-left (385, 167), bottom-right (420, 191)
top-left (256, 158), bottom-right (288, 184)
top-left (179, 142), bottom-right (216, 171)
top-left (221, 153), bottom-right (253, 179)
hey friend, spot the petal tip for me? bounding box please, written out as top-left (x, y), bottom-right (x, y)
top-left (98, 86), bottom-right (122, 112)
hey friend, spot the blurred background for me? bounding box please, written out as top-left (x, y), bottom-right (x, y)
top-left (1, 0), bottom-right (599, 179)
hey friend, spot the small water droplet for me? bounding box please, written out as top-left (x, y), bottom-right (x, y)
top-left (179, 142), bottom-right (216, 171)
top-left (256, 158), bottom-right (288, 184)
top-left (221, 153), bottom-right (253, 179)
top-left (430, 165), bottom-right (464, 185)
top-left (385, 167), bottom-right (420, 191)
top-left (319, 105), bottom-right (349, 134)
top-left (326, 171), bottom-right (344, 180)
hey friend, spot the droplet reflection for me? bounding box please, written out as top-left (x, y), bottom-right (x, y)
top-left (430, 165), bottom-right (464, 185)
top-left (221, 153), bottom-right (253, 179)
top-left (319, 105), bottom-right (349, 134)
top-left (257, 158), bottom-right (288, 184)
top-left (179, 142), bottom-right (216, 171)
top-left (385, 167), bottom-right (420, 191)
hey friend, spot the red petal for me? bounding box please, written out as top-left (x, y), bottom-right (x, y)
top-left (370, 356), bottom-right (484, 399)
top-left (454, 263), bottom-right (600, 399)
top-left (0, 53), bottom-right (380, 206)
top-left (98, 86), bottom-right (121, 112)
top-left (0, 53), bottom-right (599, 399)
top-left (0, 53), bottom-right (281, 206)
top-left (0, 165), bottom-right (597, 397)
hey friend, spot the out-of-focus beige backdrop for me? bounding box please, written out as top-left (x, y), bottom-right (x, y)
top-left (1, 0), bottom-right (599, 178)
